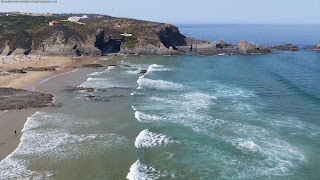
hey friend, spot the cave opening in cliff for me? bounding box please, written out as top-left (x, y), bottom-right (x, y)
top-left (94, 30), bottom-right (121, 56)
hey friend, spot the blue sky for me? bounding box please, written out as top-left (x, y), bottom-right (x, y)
top-left (0, 0), bottom-right (319, 24)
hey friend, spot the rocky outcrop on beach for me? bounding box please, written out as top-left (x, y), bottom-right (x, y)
top-left (6, 69), bottom-right (26, 74)
top-left (3, 66), bottom-right (58, 74)
top-left (304, 40), bottom-right (320, 50)
top-left (22, 66), bottom-right (59, 71)
top-left (271, 44), bottom-right (299, 50)
top-left (0, 88), bottom-right (53, 110)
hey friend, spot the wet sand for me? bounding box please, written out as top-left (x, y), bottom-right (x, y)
top-left (0, 56), bottom-right (100, 161)
top-left (0, 109), bottom-right (38, 161)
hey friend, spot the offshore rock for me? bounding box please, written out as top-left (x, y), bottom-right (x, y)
top-left (304, 40), bottom-right (320, 50)
top-left (0, 88), bottom-right (53, 110)
top-left (236, 40), bottom-right (272, 54)
top-left (139, 70), bottom-right (148, 74)
top-left (272, 44), bottom-right (299, 50)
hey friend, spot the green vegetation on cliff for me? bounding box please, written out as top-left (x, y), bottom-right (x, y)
top-left (0, 13), bottom-right (187, 56)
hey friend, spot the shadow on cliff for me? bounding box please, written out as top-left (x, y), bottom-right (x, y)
top-left (94, 30), bottom-right (121, 56)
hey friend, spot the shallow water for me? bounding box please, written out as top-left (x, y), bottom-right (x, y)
top-left (1, 25), bottom-right (320, 179)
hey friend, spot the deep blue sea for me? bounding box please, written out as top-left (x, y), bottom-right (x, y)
top-left (1, 24), bottom-right (320, 180)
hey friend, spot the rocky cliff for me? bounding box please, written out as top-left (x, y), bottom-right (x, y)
top-left (0, 15), bottom-right (187, 56)
top-left (0, 14), bottom-right (274, 56)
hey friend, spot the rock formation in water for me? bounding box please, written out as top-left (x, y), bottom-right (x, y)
top-left (177, 38), bottom-right (272, 55)
top-left (304, 40), bottom-right (320, 50)
top-left (271, 44), bottom-right (299, 50)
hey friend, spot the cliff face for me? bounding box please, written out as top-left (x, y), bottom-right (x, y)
top-left (0, 15), bottom-right (187, 56)
top-left (0, 15), bottom-right (273, 56)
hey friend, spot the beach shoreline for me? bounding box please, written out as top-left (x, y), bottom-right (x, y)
top-left (0, 55), bottom-right (101, 161)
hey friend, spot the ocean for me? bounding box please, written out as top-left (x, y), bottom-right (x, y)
top-left (1, 24), bottom-right (320, 179)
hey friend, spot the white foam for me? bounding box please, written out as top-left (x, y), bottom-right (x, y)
top-left (135, 129), bottom-right (174, 148)
top-left (87, 71), bottom-right (103, 76)
top-left (100, 56), bottom-right (113, 61)
top-left (137, 76), bottom-right (183, 90)
top-left (107, 66), bottom-right (116, 70)
top-left (146, 64), bottom-right (171, 73)
top-left (0, 111), bottom-right (127, 179)
top-left (131, 92), bottom-right (144, 96)
top-left (136, 64), bottom-right (176, 90)
top-left (126, 160), bottom-right (167, 180)
top-left (87, 66), bottom-right (116, 76)
top-left (132, 106), bottom-right (138, 111)
top-left (79, 77), bottom-right (113, 89)
top-left (237, 140), bottom-right (261, 152)
top-left (21, 111), bottom-right (45, 132)
top-left (0, 158), bottom-right (52, 180)
top-left (134, 111), bottom-right (163, 123)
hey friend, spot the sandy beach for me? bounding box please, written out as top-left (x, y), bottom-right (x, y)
top-left (0, 56), bottom-right (99, 89)
top-left (0, 55), bottom-right (100, 161)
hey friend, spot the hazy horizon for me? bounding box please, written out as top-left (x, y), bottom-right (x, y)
top-left (0, 0), bottom-right (320, 25)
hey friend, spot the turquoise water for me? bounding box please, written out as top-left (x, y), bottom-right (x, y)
top-left (1, 25), bottom-right (320, 179)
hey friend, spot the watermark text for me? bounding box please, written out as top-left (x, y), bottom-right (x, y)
top-left (1, 0), bottom-right (57, 3)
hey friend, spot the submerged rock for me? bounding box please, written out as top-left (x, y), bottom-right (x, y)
top-left (0, 88), bottom-right (53, 110)
top-left (139, 70), bottom-right (148, 74)
top-left (84, 95), bottom-right (111, 102)
top-left (65, 86), bottom-right (95, 92)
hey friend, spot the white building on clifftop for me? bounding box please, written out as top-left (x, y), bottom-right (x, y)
top-left (68, 15), bottom-right (88, 22)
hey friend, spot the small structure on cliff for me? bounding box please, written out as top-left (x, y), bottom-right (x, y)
top-left (121, 33), bottom-right (132, 37)
top-left (49, 20), bottom-right (63, 26)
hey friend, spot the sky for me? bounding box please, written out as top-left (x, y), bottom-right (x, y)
top-left (0, 0), bottom-right (319, 25)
